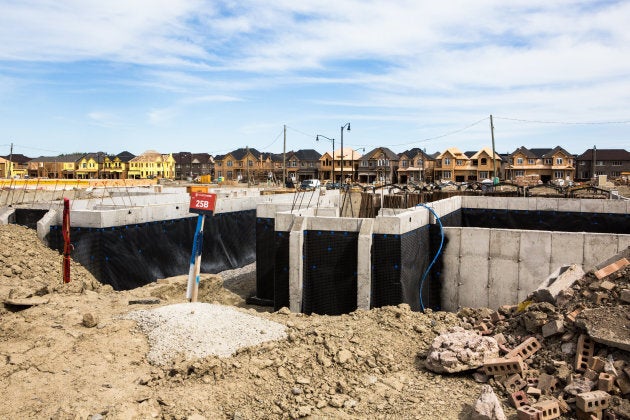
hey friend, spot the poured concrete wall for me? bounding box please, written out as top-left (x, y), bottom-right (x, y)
top-left (441, 227), bottom-right (630, 311)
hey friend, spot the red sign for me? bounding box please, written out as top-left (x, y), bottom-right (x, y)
top-left (189, 192), bottom-right (217, 215)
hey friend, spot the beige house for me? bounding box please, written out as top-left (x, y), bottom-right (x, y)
top-left (128, 150), bottom-right (176, 179)
top-left (506, 146), bottom-right (575, 183)
top-left (434, 147), bottom-right (501, 182)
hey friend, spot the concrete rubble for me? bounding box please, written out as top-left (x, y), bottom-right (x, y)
top-left (471, 384), bottom-right (507, 420)
top-left (424, 326), bottom-right (499, 373)
top-left (431, 247), bottom-right (630, 419)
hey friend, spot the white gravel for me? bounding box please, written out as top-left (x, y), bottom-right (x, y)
top-left (124, 302), bottom-right (287, 365)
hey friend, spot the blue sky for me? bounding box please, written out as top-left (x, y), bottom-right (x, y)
top-left (1, 0), bottom-right (629, 158)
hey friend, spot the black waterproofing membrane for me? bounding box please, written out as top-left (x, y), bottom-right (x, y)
top-left (302, 230), bottom-right (359, 315)
top-left (254, 217), bottom-right (275, 304)
top-left (460, 208), bottom-right (630, 234)
top-left (48, 210), bottom-right (255, 290)
top-left (14, 209), bottom-right (49, 229)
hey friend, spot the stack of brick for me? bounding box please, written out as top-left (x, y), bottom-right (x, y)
top-left (456, 249), bottom-right (630, 419)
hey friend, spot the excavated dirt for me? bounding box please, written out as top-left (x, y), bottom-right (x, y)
top-left (1, 223), bottom-right (628, 419)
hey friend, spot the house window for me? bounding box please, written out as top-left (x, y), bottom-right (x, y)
top-left (402, 160), bottom-right (408, 167)
top-left (442, 171), bottom-right (452, 179)
top-left (611, 161), bottom-right (622, 166)
top-left (82, 163), bottom-right (87, 168)
top-left (227, 161), bottom-right (233, 167)
top-left (528, 159), bottom-right (535, 164)
top-left (309, 162), bottom-right (314, 167)
top-left (579, 161), bottom-right (586, 166)
top-left (556, 158), bottom-right (563, 165)
top-left (611, 171), bottom-right (621, 177)
top-left (516, 158), bottom-right (523, 164)
top-left (544, 158), bottom-right (552, 164)
top-left (248, 160), bottom-right (253, 167)
top-left (443, 158), bottom-right (451, 165)
top-left (456, 160), bottom-right (464, 166)
top-left (514, 170), bottom-right (524, 177)
top-left (595, 171), bottom-right (605, 175)
top-left (480, 158), bottom-right (487, 165)
top-left (478, 171), bottom-right (489, 179)
top-left (554, 171), bottom-right (563, 179)
top-left (471, 159), bottom-right (478, 166)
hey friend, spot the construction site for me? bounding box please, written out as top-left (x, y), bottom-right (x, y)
top-left (0, 179), bottom-right (629, 419)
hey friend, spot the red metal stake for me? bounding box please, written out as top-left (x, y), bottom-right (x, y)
top-left (62, 198), bottom-right (72, 283)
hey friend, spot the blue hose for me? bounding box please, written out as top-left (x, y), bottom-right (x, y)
top-left (415, 203), bottom-right (445, 311)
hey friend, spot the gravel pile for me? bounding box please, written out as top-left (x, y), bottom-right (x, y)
top-left (124, 302), bottom-right (287, 365)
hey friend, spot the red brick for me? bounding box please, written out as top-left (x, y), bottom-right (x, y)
top-left (566, 308), bottom-right (583, 323)
top-left (594, 257), bottom-right (629, 280)
top-left (575, 334), bottom-right (595, 372)
top-left (506, 337), bottom-right (542, 360)
top-left (532, 399), bottom-right (561, 419)
top-left (584, 368), bottom-right (599, 381)
top-left (504, 373), bottom-right (527, 392)
top-left (483, 357), bottom-right (526, 376)
top-left (526, 387), bottom-right (542, 398)
top-left (576, 390), bottom-right (611, 413)
top-left (598, 373), bottom-right (615, 392)
top-left (510, 390), bottom-right (530, 408)
top-left (517, 405), bottom-right (543, 420)
top-left (588, 356), bottom-right (606, 373)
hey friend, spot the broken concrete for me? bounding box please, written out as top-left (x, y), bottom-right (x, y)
top-left (471, 385), bottom-right (506, 420)
top-left (576, 306), bottom-right (630, 352)
top-left (424, 327), bottom-right (499, 373)
top-left (531, 263), bottom-right (585, 304)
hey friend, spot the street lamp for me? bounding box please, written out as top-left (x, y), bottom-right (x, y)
top-left (340, 123), bottom-right (350, 184)
top-left (316, 134), bottom-right (335, 183)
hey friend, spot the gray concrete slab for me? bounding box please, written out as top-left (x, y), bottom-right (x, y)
top-left (550, 232), bottom-right (585, 267)
top-left (458, 228), bottom-right (490, 308)
top-left (488, 229), bottom-right (521, 309)
top-left (517, 230), bottom-right (552, 302)
top-left (557, 198), bottom-right (581, 213)
top-left (357, 219), bottom-right (374, 310)
top-left (583, 233), bottom-right (622, 271)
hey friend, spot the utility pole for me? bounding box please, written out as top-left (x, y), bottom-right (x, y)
top-left (283, 124), bottom-right (287, 186)
top-left (246, 145), bottom-right (250, 187)
top-left (8, 142), bottom-right (13, 178)
top-left (489, 115), bottom-right (497, 183)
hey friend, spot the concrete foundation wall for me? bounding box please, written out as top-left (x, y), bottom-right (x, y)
top-left (461, 195), bottom-right (630, 214)
top-left (441, 227), bottom-right (630, 311)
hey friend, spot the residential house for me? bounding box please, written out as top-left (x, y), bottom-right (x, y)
top-left (214, 148), bottom-right (267, 182)
top-left (469, 147), bottom-right (503, 181)
top-left (101, 151), bottom-right (135, 179)
top-left (27, 153), bottom-right (85, 179)
top-left (357, 147), bottom-right (398, 184)
top-left (575, 148), bottom-right (630, 180)
top-left (1, 153), bottom-right (30, 178)
top-left (433, 147), bottom-right (471, 182)
top-left (286, 149), bottom-right (322, 182)
top-left (318, 151), bottom-right (334, 182)
top-left (75, 153), bottom-right (106, 179)
top-left (397, 148), bottom-right (435, 183)
top-left (128, 150), bottom-right (176, 179)
top-left (173, 152), bottom-right (213, 180)
top-left (0, 157), bottom-right (9, 178)
top-left (506, 146), bottom-right (575, 183)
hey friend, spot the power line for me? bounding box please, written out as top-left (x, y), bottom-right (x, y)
top-left (286, 126), bottom-right (316, 139)
top-left (257, 128), bottom-right (285, 151)
top-left (494, 116), bottom-right (630, 125)
top-left (382, 117), bottom-right (490, 147)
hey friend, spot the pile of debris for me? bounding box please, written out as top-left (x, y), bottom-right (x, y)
top-left (426, 249), bottom-right (630, 419)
